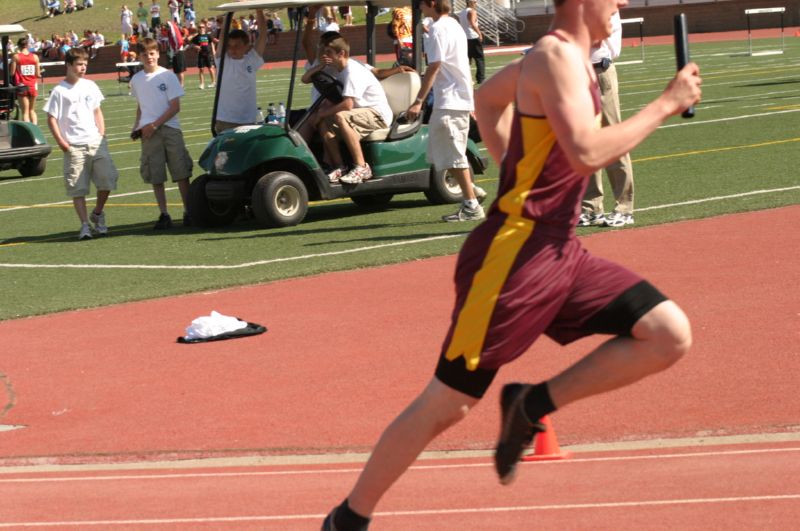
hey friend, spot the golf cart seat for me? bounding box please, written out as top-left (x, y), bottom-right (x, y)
top-left (363, 71), bottom-right (421, 142)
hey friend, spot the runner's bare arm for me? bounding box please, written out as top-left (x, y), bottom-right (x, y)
top-left (475, 57), bottom-right (521, 165)
top-left (527, 40), bottom-right (701, 175)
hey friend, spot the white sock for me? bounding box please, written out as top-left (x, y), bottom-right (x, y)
top-left (465, 199), bottom-right (479, 209)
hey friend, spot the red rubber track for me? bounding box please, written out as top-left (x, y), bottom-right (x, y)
top-left (1, 206), bottom-right (798, 528)
top-left (1, 206), bottom-right (798, 466)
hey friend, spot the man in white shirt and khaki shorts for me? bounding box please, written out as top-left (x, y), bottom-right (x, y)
top-left (315, 35), bottom-right (393, 185)
top-left (406, 0), bottom-right (484, 222)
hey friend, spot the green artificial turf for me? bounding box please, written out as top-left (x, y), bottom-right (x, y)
top-left (0, 38), bottom-right (798, 319)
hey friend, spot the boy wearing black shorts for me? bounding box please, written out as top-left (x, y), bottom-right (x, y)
top-left (321, 0), bottom-right (703, 528)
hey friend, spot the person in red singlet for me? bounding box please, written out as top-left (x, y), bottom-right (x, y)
top-left (320, 0), bottom-right (702, 528)
top-left (10, 38), bottom-right (41, 125)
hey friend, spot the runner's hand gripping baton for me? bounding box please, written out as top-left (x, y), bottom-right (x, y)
top-left (674, 13), bottom-right (695, 118)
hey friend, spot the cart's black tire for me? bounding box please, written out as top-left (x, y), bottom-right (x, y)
top-left (251, 171), bottom-right (309, 228)
top-left (424, 167), bottom-right (469, 205)
top-left (18, 157), bottom-right (46, 177)
top-left (188, 175), bottom-right (241, 227)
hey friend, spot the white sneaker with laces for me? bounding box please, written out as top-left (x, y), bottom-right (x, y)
top-left (340, 164), bottom-right (372, 184)
top-left (327, 166), bottom-right (346, 183)
top-left (473, 184), bottom-right (488, 203)
top-left (89, 210), bottom-right (108, 235)
top-left (577, 212), bottom-right (606, 227)
top-left (78, 223), bottom-right (93, 241)
top-left (604, 212), bottom-right (634, 227)
top-left (442, 203), bottom-right (486, 222)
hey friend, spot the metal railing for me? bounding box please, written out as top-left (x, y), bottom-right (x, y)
top-left (452, 0), bottom-right (526, 44)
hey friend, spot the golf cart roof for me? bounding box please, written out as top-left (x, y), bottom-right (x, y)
top-left (213, 0), bottom-right (412, 12)
top-left (0, 25), bottom-right (27, 38)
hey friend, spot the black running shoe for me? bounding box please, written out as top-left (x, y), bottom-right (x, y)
top-left (494, 383), bottom-right (546, 485)
top-left (321, 507), bottom-right (338, 531)
top-left (153, 213), bottom-right (172, 230)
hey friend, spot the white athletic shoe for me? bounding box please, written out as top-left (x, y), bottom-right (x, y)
top-left (577, 212), bottom-right (606, 227)
top-left (473, 184), bottom-right (488, 203)
top-left (604, 212), bottom-right (634, 227)
top-left (89, 210), bottom-right (108, 236)
top-left (78, 223), bottom-right (93, 241)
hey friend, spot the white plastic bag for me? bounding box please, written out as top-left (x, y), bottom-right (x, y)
top-left (184, 311), bottom-right (248, 341)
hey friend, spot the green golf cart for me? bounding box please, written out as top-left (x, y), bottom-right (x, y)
top-left (188, 0), bottom-right (488, 228)
top-left (0, 25), bottom-right (51, 177)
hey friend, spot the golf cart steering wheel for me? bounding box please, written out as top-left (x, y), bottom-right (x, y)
top-left (311, 71), bottom-right (344, 104)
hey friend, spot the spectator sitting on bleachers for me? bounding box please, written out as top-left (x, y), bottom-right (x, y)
top-left (267, 13), bottom-right (282, 45)
top-left (47, 0), bottom-right (62, 17)
top-left (66, 30), bottom-right (80, 47)
top-left (119, 34), bottom-right (131, 61)
top-left (80, 30), bottom-right (95, 55)
top-left (40, 37), bottom-right (55, 58)
top-left (58, 37), bottom-right (72, 60)
top-left (45, 35), bottom-right (63, 59)
top-left (91, 30), bottom-right (105, 59)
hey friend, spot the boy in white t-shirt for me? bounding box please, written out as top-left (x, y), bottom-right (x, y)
top-left (43, 48), bottom-right (119, 241)
top-left (407, 0), bottom-right (485, 222)
top-left (130, 37), bottom-right (193, 229)
top-left (214, 9), bottom-right (268, 134)
top-left (315, 35), bottom-right (393, 184)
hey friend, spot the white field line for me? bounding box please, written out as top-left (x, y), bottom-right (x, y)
top-left (636, 186), bottom-right (800, 212)
top-left (0, 234), bottom-right (463, 270)
top-left (0, 186), bottom-right (798, 269)
top-left (1, 446), bottom-right (798, 485)
top-left (0, 187), bottom-right (177, 213)
top-left (4, 106), bottom-right (798, 192)
top-left (0, 494), bottom-right (798, 526)
top-left (0, 141), bottom-right (211, 187)
top-left (657, 108), bottom-right (800, 128)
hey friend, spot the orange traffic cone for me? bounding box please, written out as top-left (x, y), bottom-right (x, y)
top-left (521, 415), bottom-right (571, 462)
top-left (794, 29), bottom-right (800, 37)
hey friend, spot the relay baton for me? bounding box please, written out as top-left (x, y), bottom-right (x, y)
top-left (674, 13), bottom-right (695, 118)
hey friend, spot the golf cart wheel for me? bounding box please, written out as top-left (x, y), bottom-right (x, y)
top-left (424, 167), bottom-right (470, 205)
top-left (18, 157), bottom-right (46, 177)
top-left (188, 175), bottom-right (241, 227)
top-left (251, 171), bottom-right (309, 228)
top-left (351, 193), bottom-right (394, 209)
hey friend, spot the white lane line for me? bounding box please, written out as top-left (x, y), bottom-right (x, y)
top-left (636, 186), bottom-right (800, 212)
top-left (0, 234), bottom-right (465, 269)
top-left (0, 188), bottom-right (177, 213)
top-left (1, 185), bottom-right (798, 269)
top-left (658, 108), bottom-right (800, 128)
top-left (2, 446), bottom-right (798, 484)
top-left (1, 494), bottom-right (798, 526)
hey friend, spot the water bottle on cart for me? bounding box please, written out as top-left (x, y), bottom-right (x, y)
top-left (277, 102), bottom-right (286, 125)
top-left (266, 103), bottom-right (278, 124)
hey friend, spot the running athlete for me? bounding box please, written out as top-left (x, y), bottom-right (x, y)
top-left (10, 38), bottom-right (41, 125)
top-left (321, 0), bottom-right (702, 528)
